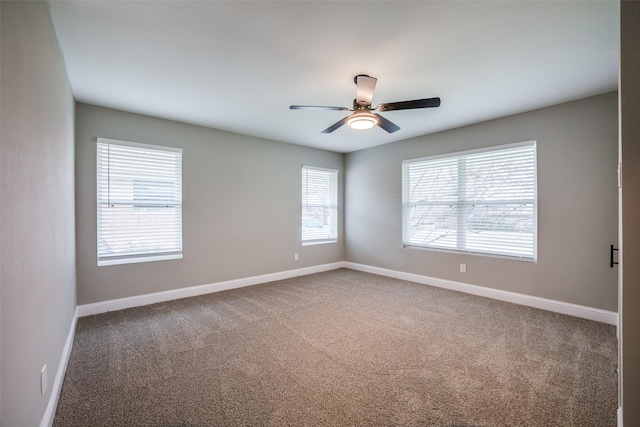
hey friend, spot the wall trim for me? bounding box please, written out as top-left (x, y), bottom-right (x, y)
top-left (77, 262), bottom-right (346, 317)
top-left (344, 262), bottom-right (618, 325)
top-left (618, 406), bottom-right (623, 427)
top-left (40, 307), bottom-right (78, 427)
top-left (77, 260), bottom-right (618, 324)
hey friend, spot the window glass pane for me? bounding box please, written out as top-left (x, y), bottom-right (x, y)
top-left (405, 157), bottom-right (458, 204)
top-left (405, 204), bottom-right (458, 250)
top-left (465, 146), bottom-right (536, 201)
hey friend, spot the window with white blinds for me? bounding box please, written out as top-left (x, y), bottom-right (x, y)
top-left (302, 166), bottom-right (338, 244)
top-left (97, 138), bottom-right (183, 266)
top-left (402, 141), bottom-right (537, 260)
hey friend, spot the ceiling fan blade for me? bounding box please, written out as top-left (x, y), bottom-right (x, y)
top-left (376, 97), bottom-right (441, 112)
top-left (290, 105), bottom-right (349, 111)
top-left (374, 114), bottom-right (400, 133)
top-left (355, 75), bottom-right (377, 105)
top-left (321, 116), bottom-right (349, 134)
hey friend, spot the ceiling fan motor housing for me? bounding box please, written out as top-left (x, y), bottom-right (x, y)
top-left (353, 99), bottom-right (371, 110)
top-left (354, 74), bottom-right (370, 84)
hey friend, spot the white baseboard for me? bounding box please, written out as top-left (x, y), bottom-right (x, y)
top-left (344, 262), bottom-right (618, 325)
top-left (77, 262), bottom-right (346, 317)
top-left (40, 307), bottom-right (78, 427)
top-left (618, 407), bottom-right (623, 427)
top-left (77, 260), bottom-right (617, 325)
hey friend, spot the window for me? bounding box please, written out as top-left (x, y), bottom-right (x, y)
top-left (402, 141), bottom-right (537, 260)
top-left (302, 166), bottom-right (338, 244)
top-left (97, 138), bottom-right (183, 266)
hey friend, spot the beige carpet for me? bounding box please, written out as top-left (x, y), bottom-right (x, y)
top-left (54, 268), bottom-right (617, 426)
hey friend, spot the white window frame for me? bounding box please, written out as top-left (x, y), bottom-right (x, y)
top-left (402, 141), bottom-right (537, 261)
top-left (96, 137), bottom-right (183, 266)
top-left (302, 165), bottom-right (338, 245)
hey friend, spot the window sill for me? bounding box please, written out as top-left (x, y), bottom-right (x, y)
top-left (302, 239), bottom-right (338, 246)
top-left (98, 253), bottom-right (183, 267)
top-left (402, 244), bottom-right (536, 263)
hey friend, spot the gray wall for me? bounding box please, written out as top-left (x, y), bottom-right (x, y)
top-left (620, 1), bottom-right (640, 424)
top-left (75, 103), bottom-right (344, 304)
top-left (345, 93), bottom-right (618, 311)
top-left (1, 2), bottom-right (77, 426)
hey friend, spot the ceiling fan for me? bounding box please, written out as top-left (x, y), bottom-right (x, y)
top-left (290, 74), bottom-right (441, 134)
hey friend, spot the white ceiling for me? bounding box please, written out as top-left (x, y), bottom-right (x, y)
top-left (48, 1), bottom-right (619, 153)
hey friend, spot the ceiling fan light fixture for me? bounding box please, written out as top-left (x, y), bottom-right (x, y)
top-left (347, 111), bottom-right (378, 130)
top-left (291, 75), bottom-right (440, 134)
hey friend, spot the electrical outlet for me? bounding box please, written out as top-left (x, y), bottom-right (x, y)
top-left (460, 263), bottom-right (467, 273)
top-left (294, 253), bottom-right (299, 261)
top-left (41, 365), bottom-right (47, 395)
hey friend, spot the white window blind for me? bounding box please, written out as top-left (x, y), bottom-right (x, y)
top-left (97, 138), bottom-right (183, 266)
top-left (302, 166), bottom-right (338, 244)
top-left (402, 141), bottom-right (537, 260)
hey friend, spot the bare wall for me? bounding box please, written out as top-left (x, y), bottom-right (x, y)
top-left (1, 2), bottom-right (77, 425)
top-left (75, 103), bottom-right (344, 305)
top-left (345, 93), bottom-right (618, 311)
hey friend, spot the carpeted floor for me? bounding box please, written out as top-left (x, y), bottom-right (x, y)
top-left (53, 269), bottom-right (617, 426)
